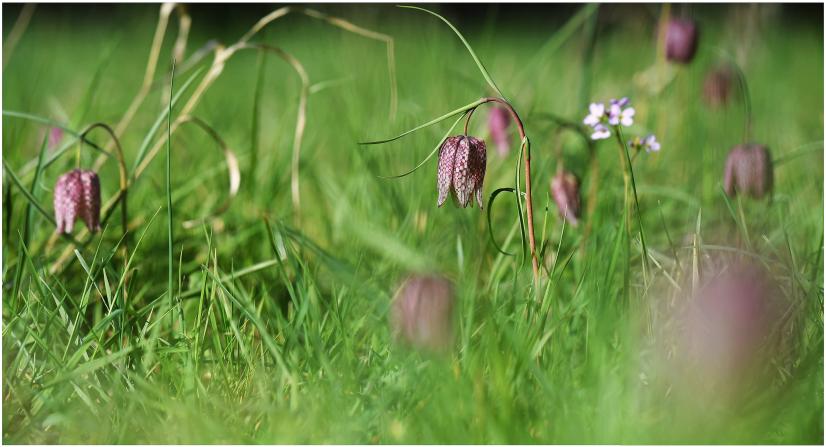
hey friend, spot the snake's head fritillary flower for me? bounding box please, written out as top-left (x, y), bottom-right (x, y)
top-left (390, 274), bottom-right (455, 352)
top-left (723, 143), bottom-right (773, 199)
top-left (551, 170), bottom-right (581, 227)
top-left (48, 127), bottom-right (64, 149)
top-left (437, 135), bottom-right (487, 209)
top-left (683, 260), bottom-right (781, 384)
top-left (54, 169), bottom-right (101, 234)
top-left (488, 106), bottom-right (511, 157)
top-left (629, 134), bottom-right (661, 153)
top-left (703, 65), bottom-right (734, 108)
top-left (665, 18), bottom-right (699, 64)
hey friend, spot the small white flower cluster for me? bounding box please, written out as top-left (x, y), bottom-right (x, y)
top-left (583, 97), bottom-right (635, 140)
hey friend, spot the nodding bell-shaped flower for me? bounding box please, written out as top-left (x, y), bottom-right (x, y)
top-left (390, 274), bottom-right (455, 352)
top-left (703, 65), bottom-right (734, 108)
top-left (551, 169), bottom-right (582, 227)
top-left (437, 135), bottom-right (487, 209)
top-left (488, 106), bottom-right (511, 157)
top-left (665, 18), bottom-right (699, 64)
top-left (54, 169), bottom-right (101, 234)
top-left (723, 143), bottom-right (773, 200)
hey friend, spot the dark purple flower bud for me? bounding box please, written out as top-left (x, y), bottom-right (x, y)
top-left (665, 18), bottom-right (699, 64)
top-left (487, 106), bottom-right (511, 157)
top-left (390, 274), bottom-right (455, 352)
top-left (550, 169), bottom-right (581, 227)
top-left (723, 143), bottom-right (773, 199)
top-left (702, 66), bottom-right (735, 108)
top-left (437, 135), bottom-right (487, 209)
top-left (54, 169), bottom-right (101, 234)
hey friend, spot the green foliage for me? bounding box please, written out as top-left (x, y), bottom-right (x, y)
top-left (2, 4), bottom-right (823, 444)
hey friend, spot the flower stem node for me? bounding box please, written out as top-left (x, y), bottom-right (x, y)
top-left (54, 169), bottom-right (102, 234)
top-left (437, 135), bottom-right (487, 209)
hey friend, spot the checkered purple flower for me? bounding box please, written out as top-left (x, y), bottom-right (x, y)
top-left (437, 135), bottom-right (487, 209)
top-left (54, 169), bottom-right (101, 234)
top-left (390, 274), bottom-right (455, 352)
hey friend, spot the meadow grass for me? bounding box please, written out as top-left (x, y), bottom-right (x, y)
top-left (2, 4), bottom-right (823, 443)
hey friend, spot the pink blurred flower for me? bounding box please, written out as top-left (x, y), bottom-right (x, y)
top-left (488, 106), bottom-right (511, 157)
top-left (54, 169), bottom-right (101, 234)
top-left (390, 274), bottom-right (455, 352)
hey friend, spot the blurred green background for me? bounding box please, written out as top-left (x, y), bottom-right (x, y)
top-left (2, 3), bottom-right (823, 443)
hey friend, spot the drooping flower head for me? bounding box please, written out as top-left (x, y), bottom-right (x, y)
top-left (583, 97), bottom-right (635, 141)
top-left (54, 169), bottom-right (101, 234)
top-left (723, 143), bottom-right (773, 199)
top-left (488, 106), bottom-right (511, 157)
top-left (703, 65), bottom-right (735, 108)
top-left (390, 274), bottom-right (455, 352)
top-left (550, 169), bottom-right (582, 227)
top-left (665, 18), bottom-right (699, 64)
top-left (437, 135), bottom-right (487, 209)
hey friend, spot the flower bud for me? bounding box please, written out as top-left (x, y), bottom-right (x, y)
top-left (390, 274), bottom-right (455, 352)
top-left (550, 169), bottom-right (581, 227)
top-left (437, 135), bottom-right (487, 209)
top-left (702, 65), bottom-right (734, 108)
top-left (54, 169), bottom-right (101, 234)
top-left (487, 106), bottom-right (511, 157)
top-left (723, 143), bottom-right (773, 199)
top-left (665, 18), bottom-right (699, 64)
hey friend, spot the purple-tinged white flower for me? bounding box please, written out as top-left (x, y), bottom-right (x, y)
top-left (551, 169), bottom-right (582, 227)
top-left (54, 169), bottom-right (101, 234)
top-left (630, 134), bottom-right (661, 153)
top-left (583, 102), bottom-right (605, 127)
top-left (390, 274), bottom-right (455, 352)
top-left (590, 124), bottom-right (611, 140)
top-left (437, 135), bottom-right (487, 209)
top-left (723, 143), bottom-right (773, 199)
top-left (488, 106), bottom-right (511, 157)
top-left (608, 98), bottom-right (635, 127)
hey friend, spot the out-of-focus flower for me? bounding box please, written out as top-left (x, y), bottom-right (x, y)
top-left (390, 274), bottom-right (455, 352)
top-left (54, 169), bottom-right (101, 234)
top-left (629, 134), bottom-right (661, 153)
top-left (488, 106), bottom-right (511, 157)
top-left (437, 135), bottom-right (487, 209)
top-left (665, 18), bottom-right (699, 64)
top-left (608, 97), bottom-right (635, 126)
top-left (48, 127), bottom-right (64, 149)
top-left (550, 169), bottom-right (581, 226)
top-left (590, 124), bottom-right (611, 140)
top-left (723, 143), bottom-right (773, 199)
top-left (583, 98), bottom-right (635, 140)
top-left (583, 102), bottom-right (605, 127)
top-left (682, 260), bottom-right (781, 384)
top-left (703, 65), bottom-right (734, 108)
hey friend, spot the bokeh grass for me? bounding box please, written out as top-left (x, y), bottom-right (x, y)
top-left (2, 3), bottom-right (823, 443)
